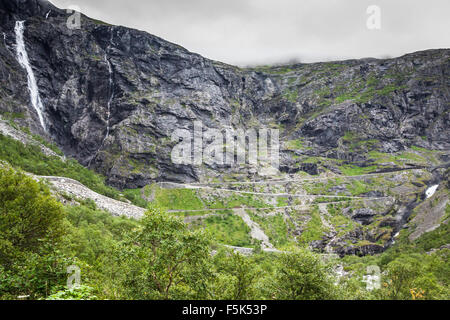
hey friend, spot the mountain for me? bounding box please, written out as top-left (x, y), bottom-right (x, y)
top-left (0, 0), bottom-right (449, 257)
top-left (1, 0), bottom-right (449, 188)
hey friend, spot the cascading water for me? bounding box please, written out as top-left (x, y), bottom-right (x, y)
top-left (425, 184), bottom-right (439, 199)
top-left (104, 56), bottom-right (114, 142)
top-left (14, 21), bottom-right (47, 131)
top-left (104, 27), bottom-right (115, 142)
top-left (88, 29), bottom-right (115, 167)
top-left (2, 32), bottom-right (11, 56)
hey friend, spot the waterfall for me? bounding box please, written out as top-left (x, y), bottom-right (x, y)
top-left (14, 21), bottom-right (47, 131)
top-left (98, 29), bottom-right (115, 147)
top-left (104, 55), bottom-right (114, 142)
top-left (88, 29), bottom-right (115, 167)
top-left (2, 33), bottom-right (9, 54)
top-left (425, 185), bottom-right (439, 199)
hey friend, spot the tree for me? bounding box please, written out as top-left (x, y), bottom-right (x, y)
top-left (272, 248), bottom-right (338, 300)
top-left (379, 253), bottom-right (448, 300)
top-left (62, 203), bottom-right (140, 299)
top-left (0, 166), bottom-right (67, 298)
top-left (380, 255), bottom-right (419, 300)
top-left (118, 205), bottom-right (212, 299)
top-left (210, 249), bottom-right (258, 299)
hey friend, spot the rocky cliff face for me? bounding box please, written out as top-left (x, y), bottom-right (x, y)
top-left (0, 0), bottom-right (449, 257)
top-left (0, 0), bottom-right (449, 190)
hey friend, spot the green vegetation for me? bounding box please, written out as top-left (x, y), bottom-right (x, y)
top-left (115, 205), bottom-right (212, 299)
top-left (368, 148), bottom-right (438, 166)
top-left (210, 249), bottom-right (259, 299)
top-left (283, 88), bottom-right (299, 103)
top-left (311, 71), bottom-right (408, 108)
top-left (0, 165), bottom-right (448, 300)
top-left (395, 210), bottom-right (450, 253)
top-left (350, 84), bottom-right (408, 104)
top-left (0, 133), bottom-right (121, 200)
top-left (30, 133), bottom-right (64, 156)
top-left (273, 249), bottom-right (338, 299)
top-left (202, 193), bottom-right (269, 210)
top-left (285, 139), bottom-right (308, 151)
top-left (122, 188), bottom-right (149, 208)
top-left (340, 164), bottom-right (378, 176)
top-left (150, 184), bottom-right (205, 210)
top-left (0, 167), bottom-right (70, 299)
top-left (299, 206), bottom-right (327, 243)
top-left (0, 116), bottom-right (448, 301)
top-left (249, 212), bottom-right (295, 249)
top-left (46, 285), bottom-right (98, 300)
top-left (249, 65), bottom-right (297, 75)
top-left (347, 180), bottom-right (371, 196)
top-left (277, 197), bottom-right (289, 207)
top-left (192, 214), bottom-right (253, 248)
top-left (0, 111), bottom-right (25, 121)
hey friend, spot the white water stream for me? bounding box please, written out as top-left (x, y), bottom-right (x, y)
top-left (104, 56), bottom-right (114, 142)
top-left (14, 21), bottom-right (47, 131)
top-left (425, 185), bottom-right (439, 199)
top-left (88, 29), bottom-right (115, 167)
top-left (103, 28), bottom-right (115, 142)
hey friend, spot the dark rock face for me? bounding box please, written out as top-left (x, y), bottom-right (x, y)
top-left (335, 244), bottom-right (385, 257)
top-left (0, 0), bottom-right (57, 19)
top-left (351, 208), bottom-right (377, 225)
top-left (0, 0), bottom-right (449, 189)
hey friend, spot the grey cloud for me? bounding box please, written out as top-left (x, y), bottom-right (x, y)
top-left (49, 0), bottom-right (450, 66)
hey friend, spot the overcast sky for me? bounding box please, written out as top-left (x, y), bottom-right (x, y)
top-left (49, 0), bottom-right (450, 66)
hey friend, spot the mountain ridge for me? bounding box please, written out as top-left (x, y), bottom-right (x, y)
top-left (1, 0), bottom-right (448, 187)
top-left (0, 0), bottom-right (448, 257)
